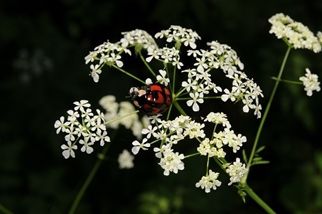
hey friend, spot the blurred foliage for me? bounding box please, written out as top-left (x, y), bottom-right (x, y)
top-left (1, 0), bottom-right (322, 213)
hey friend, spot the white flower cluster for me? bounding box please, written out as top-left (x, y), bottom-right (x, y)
top-left (299, 68), bottom-right (321, 96)
top-left (99, 95), bottom-right (149, 139)
top-left (130, 112), bottom-right (247, 192)
top-left (155, 25), bottom-right (201, 49)
top-left (85, 26), bottom-right (263, 118)
top-left (146, 47), bottom-right (183, 69)
top-left (85, 41), bottom-right (130, 82)
top-left (54, 100), bottom-right (110, 159)
top-left (269, 13), bottom-right (321, 53)
top-left (120, 29), bottom-right (158, 51)
top-left (225, 158), bottom-right (248, 185)
top-left (183, 41), bottom-right (263, 118)
top-left (195, 170), bottom-right (221, 193)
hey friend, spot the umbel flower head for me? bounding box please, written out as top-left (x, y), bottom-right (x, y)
top-left (85, 25), bottom-right (263, 118)
top-left (129, 112), bottom-right (248, 193)
top-left (81, 25), bottom-right (260, 193)
top-left (269, 13), bottom-right (322, 53)
top-left (54, 100), bottom-right (110, 159)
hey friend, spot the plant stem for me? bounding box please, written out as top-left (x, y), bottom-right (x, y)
top-left (173, 101), bottom-right (187, 116)
top-left (244, 184), bottom-right (276, 214)
top-left (247, 46), bottom-right (291, 169)
top-left (112, 65), bottom-right (145, 84)
top-left (176, 96), bottom-right (221, 101)
top-left (68, 143), bottom-right (112, 214)
top-left (271, 77), bottom-right (302, 85)
top-left (139, 52), bottom-right (156, 76)
top-left (0, 203), bottom-right (13, 214)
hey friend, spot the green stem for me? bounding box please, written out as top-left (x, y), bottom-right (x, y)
top-left (271, 77), bottom-right (302, 85)
top-left (0, 203), bottom-right (13, 214)
top-left (68, 143), bottom-right (112, 214)
top-left (166, 104), bottom-right (173, 120)
top-left (184, 152), bottom-right (199, 159)
top-left (244, 184), bottom-right (276, 214)
top-left (173, 101), bottom-right (187, 116)
top-left (247, 46), bottom-right (291, 169)
top-left (206, 156), bottom-right (210, 175)
top-left (176, 96), bottom-right (221, 101)
top-left (139, 52), bottom-right (156, 76)
top-left (172, 66), bottom-right (176, 93)
top-left (112, 65), bottom-right (145, 84)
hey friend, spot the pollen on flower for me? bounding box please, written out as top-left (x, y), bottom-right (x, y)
top-left (299, 68), bottom-right (321, 96)
top-left (54, 100), bottom-right (111, 159)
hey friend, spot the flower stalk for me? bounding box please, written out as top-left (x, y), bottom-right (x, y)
top-left (68, 142), bottom-right (111, 214)
top-left (246, 46), bottom-right (291, 170)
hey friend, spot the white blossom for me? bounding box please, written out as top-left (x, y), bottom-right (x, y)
top-left (155, 25), bottom-right (201, 49)
top-left (131, 138), bottom-right (151, 155)
top-left (159, 150), bottom-right (185, 176)
top-left (226, 158), bottom-right (248, 185)
top-left (195, 170), bottom-right (221, 193)
top-left (54, 100), bottom-right (111, 159)
top-left (156, 69), bottom-right (170, 86)
top-left (61, 141), bottom-right (77, 159)
top-left (186, 92), bottom-right (204, 112)
top-left (118, 149), bottom-right (134, 169)
top-left (269, 13), bottom-right (321, 53)
top-left (299, 68), bottom-right (321, 96)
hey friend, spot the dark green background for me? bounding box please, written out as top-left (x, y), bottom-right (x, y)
top-left (1, 0), bottom-right (322, 213)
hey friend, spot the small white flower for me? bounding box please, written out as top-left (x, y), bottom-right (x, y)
top-left (131, 138), bottom-right (150, 155)
top-left (90, 64), bottom-right (102, 83)
top-left (141, 125), bottom-right (157, 139)
top-left (181, 79), bottom-right (197, 92)
top-left (186, 92), bottom-right (204, 112)
top-left (226, 158), bottom-right (248, 185)
top-left (195, 170), bottom-right (221, 193)
top-left (156, 69), bottom-right (170, 86)
top-left (79, 138), bottom-right (94, 154)
top-left (118, 149), bottom-right (134, 169)
top-left (54, 116), bottom-right (69, 134)
top-left (73, 100), bottom-right (90, 113)
top-left (61, 141), bottom-right (77, 159)
top-left (299, 68), bottom-right (321, 96)
top-left (97, 130), bottom-right (110, 146)
top-left (153, 144), bottom-right (173, 159)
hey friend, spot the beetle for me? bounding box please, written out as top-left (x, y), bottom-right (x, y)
top-left (129, 83), bottom-right (172, 115)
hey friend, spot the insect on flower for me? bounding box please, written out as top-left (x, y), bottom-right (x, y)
top-left (129, 83), bottom-right (172, 115)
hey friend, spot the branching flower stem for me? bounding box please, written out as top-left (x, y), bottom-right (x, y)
top-left (271, 77), bottom-right (302, 85)
top-left (139, 52), bottom-right (156, 76)
top-left (112, 65), bottom-right (145, 84)
top-left (173, 98), bottom-right (277, 214)
top-left (68, 141), bottom-right (112, 214)
top-left (243, 184), bottom-right (276, 214)
top-left (246, 46), bottom-right (292, 170)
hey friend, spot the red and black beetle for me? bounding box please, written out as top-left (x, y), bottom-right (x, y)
top-left (129, 83), bottom-right (172, 116)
